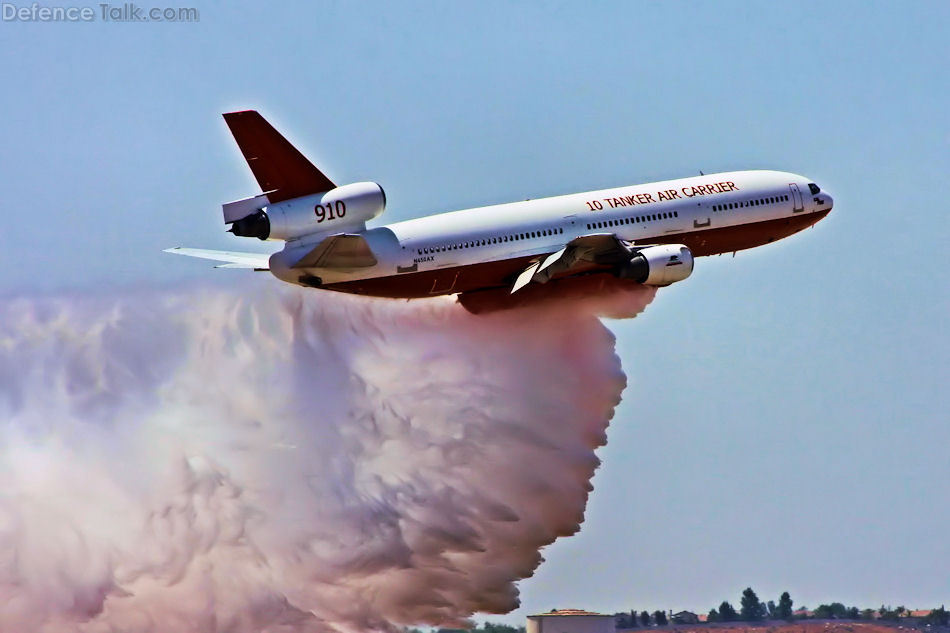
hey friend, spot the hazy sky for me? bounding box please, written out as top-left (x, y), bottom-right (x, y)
top-left (1, 0), bottom-right (947, 624)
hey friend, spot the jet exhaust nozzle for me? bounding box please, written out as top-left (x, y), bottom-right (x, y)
top-left (228, 209), bottom-right (271, 240)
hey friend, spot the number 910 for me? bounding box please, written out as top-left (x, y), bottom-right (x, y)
top-left (314, 200), bottom-right (347, 223)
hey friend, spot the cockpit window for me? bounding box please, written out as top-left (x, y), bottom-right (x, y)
top-left (808, 183), bottom-right (821, 195)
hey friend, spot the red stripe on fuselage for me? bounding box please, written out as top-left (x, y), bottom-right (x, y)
top-left (317, 209), bottom-right (829, 299)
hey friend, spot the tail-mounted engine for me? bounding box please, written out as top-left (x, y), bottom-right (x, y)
top-left (225, 182), bottom-right (386, 241)
top-left (619, 244), bottom-right (694, 286)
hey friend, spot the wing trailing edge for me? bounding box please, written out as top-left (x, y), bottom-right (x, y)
top-left (509, 233), bottom-right (632, 293)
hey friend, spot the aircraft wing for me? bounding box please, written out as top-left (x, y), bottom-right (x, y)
top-left (166, 234), bottom-right (377, 274)
top-left (163, 247), bottom-right (271, 270)
top-left (510, 233), bottom-right (632, 293)
top-left (290, 233), bottom-right (377, 269)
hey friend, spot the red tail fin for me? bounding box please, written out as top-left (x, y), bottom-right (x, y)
top-left (222, 110), bottom-right (336, 203)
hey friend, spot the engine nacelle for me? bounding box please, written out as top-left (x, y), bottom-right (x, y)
top-left (619, 244), bottom-right (694, 286)
top-left (229, 182), bottom-right (386, 241)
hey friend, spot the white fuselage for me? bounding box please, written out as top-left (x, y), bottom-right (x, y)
top-left (269, 169), bottom-right (832, 297)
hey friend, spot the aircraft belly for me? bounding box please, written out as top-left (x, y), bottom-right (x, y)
top-left (318, 210), bottom-right (829, 299)
top-left (322, 254), bottom-right (539, 298)
top-left (661, 209), bottom-right (829, 256)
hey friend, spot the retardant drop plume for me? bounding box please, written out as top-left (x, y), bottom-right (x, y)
top-left (0, 280), bottom-right (655, 632)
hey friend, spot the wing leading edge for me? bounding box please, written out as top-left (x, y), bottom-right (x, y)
top-left (163, 247), bottom-right (271, 270)
top-left (165, 233), bottom-right (378, 272)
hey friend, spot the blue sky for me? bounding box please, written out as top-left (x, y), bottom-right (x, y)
top-left (1, 0), bottom-right (947, 623)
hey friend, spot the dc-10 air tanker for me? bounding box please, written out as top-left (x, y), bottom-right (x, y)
top-left (167, 111), bottom-right (833, 313)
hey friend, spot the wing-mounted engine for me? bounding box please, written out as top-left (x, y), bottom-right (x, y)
top-left (619, 244), bottom-right (694, 286)
top-left (225, 181), bottom-right (386, 241)
top-left (511, 235), bottom-right (694, 294)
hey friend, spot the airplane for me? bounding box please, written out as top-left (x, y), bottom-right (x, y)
top-left (166, 110), bottom-right (833, 313)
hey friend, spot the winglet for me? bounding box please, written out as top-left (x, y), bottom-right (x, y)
top-left (222, 110), bottom-right (336, 203)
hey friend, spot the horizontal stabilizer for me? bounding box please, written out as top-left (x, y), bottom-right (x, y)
top-left (163, 247), bottom-right (270, 270)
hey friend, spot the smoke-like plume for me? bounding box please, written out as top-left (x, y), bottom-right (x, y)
top-left (0, 281), bottom-right (655, 632)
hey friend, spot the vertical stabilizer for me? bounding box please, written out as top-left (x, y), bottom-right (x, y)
top-left (222, 110), bottom-right (336, 203)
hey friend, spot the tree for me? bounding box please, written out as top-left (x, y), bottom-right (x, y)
top-left (741, 588), bottom-right (765, 621)
top-left (778, 592), bottom-right (794, 620)
top-left (923, 606), bottom-right (949, 626)
top-left (707, 609), bottom-right (720, 623)
top-left (614, 609), bottom-right (639, 629)
top-left (860, 609), bottom-right (876, 620)
top-left (614, 611), bottom-right (640, 628)
top-left (641, 611), bottom-right (652, 626)
top-left (653, 611), bottom-right (668, 626)
top-left (814, 603), bottom-right (848, 619)
top-left (767, 601), bottom-right (777, 619)
top-left (719, 601), bottom-right (738, 622)
top-left (481, 624), bottom-right (523, 633)
top-left (847, 607), bottom-right (859, 619)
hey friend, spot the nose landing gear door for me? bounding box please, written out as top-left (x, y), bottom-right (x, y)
top-left (789, 183), bottom-right (804, 213)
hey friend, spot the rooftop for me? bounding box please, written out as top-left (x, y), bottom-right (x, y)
top-left (531, 609), bottom-right (610, 617)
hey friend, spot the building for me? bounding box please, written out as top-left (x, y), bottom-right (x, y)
top-left (528, 609), bottom-right (616, 633)
top-left (671, 611), bottom-right (700, 625)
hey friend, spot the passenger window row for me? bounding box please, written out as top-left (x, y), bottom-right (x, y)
top-left (585, 210), bottom-right (679, 231)
top-left (416, 227), bottom-right (564, 255)
top-left (713, 194), bottom-right (788, 212)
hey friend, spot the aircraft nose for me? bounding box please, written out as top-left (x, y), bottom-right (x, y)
top-left (816, 192), bottom-right (833, 212)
